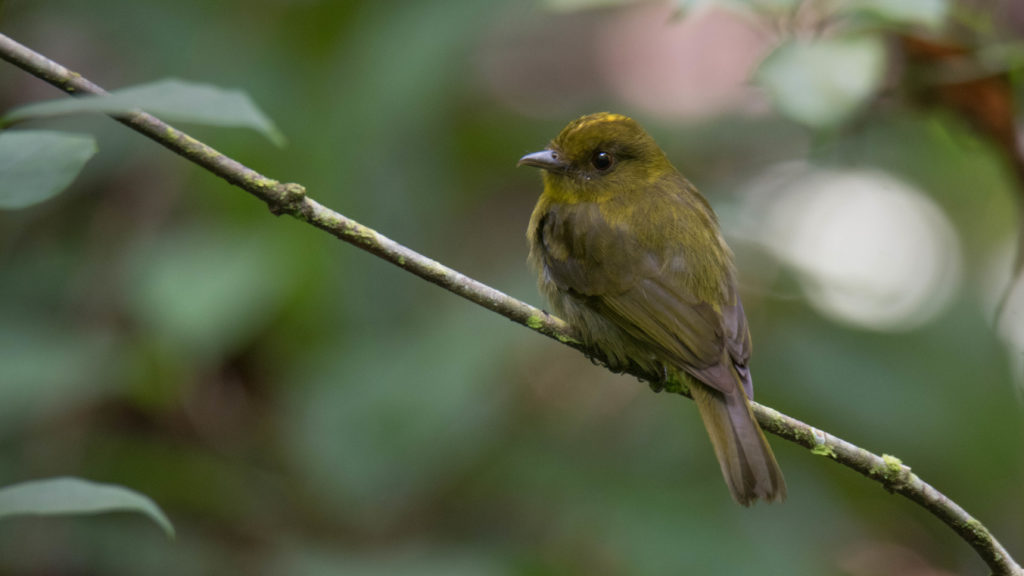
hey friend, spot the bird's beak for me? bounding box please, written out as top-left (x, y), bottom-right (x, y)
top-left (517, 149), bottom-right (567, 172)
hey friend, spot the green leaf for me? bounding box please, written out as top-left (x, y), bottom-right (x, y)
top-left (0, 130), bottom-right (97, 209)
top-left (0, 477), bottom-right (175, 538)
top-left (756, 35), bottom-right (886, 129)
top-left (840, 0), bottom-right (949, 30)
top-left (2, 78), bottom-right (285, 147)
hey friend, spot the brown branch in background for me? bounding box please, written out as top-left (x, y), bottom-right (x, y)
top-left (900, 35), bottom-right (1023, 182)
top-left (899, 34), bottom-right (1024, 321)
top-left (0, 32), bottom-right (1021, 576)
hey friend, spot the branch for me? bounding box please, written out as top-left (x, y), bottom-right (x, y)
top-left (1, 32), bottom-right (1020, 576)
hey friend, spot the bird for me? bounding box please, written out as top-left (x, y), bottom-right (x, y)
top-left (518, 112), bottom-right (785, 505)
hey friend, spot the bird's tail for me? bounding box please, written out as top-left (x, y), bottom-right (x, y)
top-left (691, 380), bottom-right (786, 506)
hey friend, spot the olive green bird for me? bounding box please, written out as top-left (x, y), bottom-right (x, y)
top-left (519, 112), bottom-right (785, 505)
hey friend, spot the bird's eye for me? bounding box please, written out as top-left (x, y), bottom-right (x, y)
top-left (592, 150), bottom-right (613, 171)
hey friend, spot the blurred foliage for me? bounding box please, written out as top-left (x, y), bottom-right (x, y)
top-left (0, 79), bottom-right (283, 210)
top-left (0, 131), bottom-right (96, 209)
top-left (1, 0), bottom-right (1023, 575)
top-left (1, 79), bottom-right (284, 143)
top-left (0, 477), bottom-right (174, 537)
top-left (757, 35), bottom-right (886, 128)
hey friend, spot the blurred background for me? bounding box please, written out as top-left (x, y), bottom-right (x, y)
top-left (1, 0), bottom-right (1023, 574)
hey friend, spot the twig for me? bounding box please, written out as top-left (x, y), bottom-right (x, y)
top-left (1, 32), bottom-right (1020, 576)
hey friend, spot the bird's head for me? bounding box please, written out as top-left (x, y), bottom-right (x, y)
top-left (518, 112), bottom-right (672, 201)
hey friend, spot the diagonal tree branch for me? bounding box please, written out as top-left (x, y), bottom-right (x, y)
top-left (0, 32), bottom-right (1020, 576)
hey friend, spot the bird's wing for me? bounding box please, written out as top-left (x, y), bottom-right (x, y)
top-left (536, 198), bottom-right (748, 395)
top-left (598, 270), bottom-right (723, 366)
top-left (721, 295), bottom-right (753, 399)
top-left (593, 272), bottom-right (743, 396)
